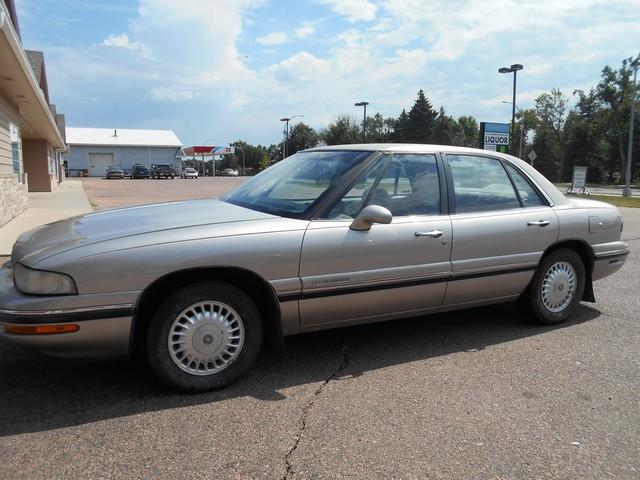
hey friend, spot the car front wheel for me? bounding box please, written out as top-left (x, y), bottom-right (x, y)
top-left (146, 281), bottom-right (263, 392)
top-left (525, 248), bottom-right (586, 325)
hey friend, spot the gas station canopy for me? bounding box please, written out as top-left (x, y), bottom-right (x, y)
top-left (182, 146), bottom-right (235, 157)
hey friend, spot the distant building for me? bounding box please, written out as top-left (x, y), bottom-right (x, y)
top-left (65, 128), bottom-right (183, 177)
top-left (0, 0), bottom-right (67, 227)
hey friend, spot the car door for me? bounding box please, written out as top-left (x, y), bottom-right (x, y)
top-left (298, 153), bottom-right (452, 329)
top-left (443, 153), bottom-right (559, 305)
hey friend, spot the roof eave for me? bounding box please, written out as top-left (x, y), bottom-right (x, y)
top-left (0, 7), bottom-right (65, 149)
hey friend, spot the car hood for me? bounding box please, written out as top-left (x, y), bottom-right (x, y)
top-left (12, 199), bottom-right (278, 266)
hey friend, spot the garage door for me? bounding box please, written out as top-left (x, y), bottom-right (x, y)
top-left (88, 153), bottom-right (115, 177)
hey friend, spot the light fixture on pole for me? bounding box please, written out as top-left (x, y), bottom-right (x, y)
top-left (623, 54), bottom-right (639, 198)
top-left (499, 64), bottom-right (523, 153)
top-left (279, 115), bottom-right (304, 159)
top-left (502, 100), bottom-right (524, 159)
top-left (354, 101), bottom-right (369, 142)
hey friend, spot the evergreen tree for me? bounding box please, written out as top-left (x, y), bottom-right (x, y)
top-left (431, 107), bottom-right (455, 145)
top-left (392, 109), bottom-right (409, 142)
top-left (405, 89), bottom-right (438, 143)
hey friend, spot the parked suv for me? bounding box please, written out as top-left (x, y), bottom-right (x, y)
top-left (151, 164), bottom-right (176, 179)
top-left (130, 164), bottom-right (150, 179)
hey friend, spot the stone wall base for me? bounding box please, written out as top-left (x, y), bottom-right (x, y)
top-left (0, 174), bottom-right (28, 228)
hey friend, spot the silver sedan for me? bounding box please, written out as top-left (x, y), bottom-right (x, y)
top-left (0, 145), bottom-right (629, 392)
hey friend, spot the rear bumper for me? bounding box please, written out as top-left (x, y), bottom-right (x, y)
top-left (592, 242), bottom-right (630, 281)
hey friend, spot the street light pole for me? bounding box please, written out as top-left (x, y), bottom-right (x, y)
top-left (502, 100), bottom-right (524, 159)
top-left (623, 55), bottom-right (639, 197)
top-left (355, 101), bottom-right (369, 142)
top-left (279, 115), bottom-right (304, 159)
top-left (499, 64), bottom-right (523, 154)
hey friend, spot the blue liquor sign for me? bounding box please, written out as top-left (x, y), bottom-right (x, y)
top-left (479, 122), bottom-right (510, 153)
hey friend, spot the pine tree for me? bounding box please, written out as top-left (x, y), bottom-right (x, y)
top-left (405, 89), bottom-right (438, 143)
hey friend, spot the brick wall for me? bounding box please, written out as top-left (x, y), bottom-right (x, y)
top-left (0, 173), bottom-right (28, 227)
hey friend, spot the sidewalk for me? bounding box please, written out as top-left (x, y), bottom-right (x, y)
top-left (0, 179), bottom-right (93, 255)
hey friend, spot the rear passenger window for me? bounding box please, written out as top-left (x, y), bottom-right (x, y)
top-left (448, 155), bottom-right (520, 213)
top-left (504, 163), bottom-right (545, 207)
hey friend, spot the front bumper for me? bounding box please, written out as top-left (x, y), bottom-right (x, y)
top-left (0, 263), bottom-right (135, 358)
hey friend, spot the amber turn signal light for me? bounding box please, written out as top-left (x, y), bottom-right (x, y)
top-left (3, 324), bottom-right (79, 335)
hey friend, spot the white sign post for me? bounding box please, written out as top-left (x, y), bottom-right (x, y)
top-left (527, 149), bottom-right (537, 167)
top-left (566, 165), bottom-right (590, 195)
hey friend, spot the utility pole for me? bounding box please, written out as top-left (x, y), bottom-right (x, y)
top-left (623, 54), bottom-right (639, 197)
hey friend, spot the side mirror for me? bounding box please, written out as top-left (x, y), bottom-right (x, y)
top-left (350, 205), bottom-right (392, 231)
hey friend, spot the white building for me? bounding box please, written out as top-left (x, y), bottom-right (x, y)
top-left (64, 127), bottom-right (183, 177)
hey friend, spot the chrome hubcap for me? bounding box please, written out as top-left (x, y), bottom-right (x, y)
top-left (541, 261), bottom-right (576, 313)
top-left (168, 301), bottom-right (244, 376)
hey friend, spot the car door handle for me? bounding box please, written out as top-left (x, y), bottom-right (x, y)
top-left (415, 230), bottom-right (444, 238)
top-left (527, 220), bottom-right (550, 227)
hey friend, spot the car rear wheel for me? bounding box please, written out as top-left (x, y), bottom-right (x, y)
top-left (525, 248), bottom-right (585, 325)
top-left (146, 281), bottom-right (263, 392)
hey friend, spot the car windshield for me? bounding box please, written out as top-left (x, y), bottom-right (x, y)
top-left (221, 150), bottom-right (370, 218)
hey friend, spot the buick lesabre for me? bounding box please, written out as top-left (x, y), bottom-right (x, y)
top-left (0, 145), bottom-right (629, 392)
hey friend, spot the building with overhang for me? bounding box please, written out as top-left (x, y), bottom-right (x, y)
top-left (64, 127), bottom-right (183, 177)
top-left (0, 0), bottom-right (67, 227)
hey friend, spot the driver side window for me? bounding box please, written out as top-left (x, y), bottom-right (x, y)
top-left (326, 154), bottom-right (441, 218)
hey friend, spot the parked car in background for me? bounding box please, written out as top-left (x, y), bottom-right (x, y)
top-left (221, 168), bottom-right (239, 177)
top-left (151, 164), bottom-right (176, 179)
top-left (106, 166), bottom-right (125, 179)
top-left (130, 164), bottom-right (150, 179)
top-left (123, 168), bottom-right (131, 178)
top-left (0, 144), bottom-right (629, 393)
top-left (181, 167), bottom-right (198, 179)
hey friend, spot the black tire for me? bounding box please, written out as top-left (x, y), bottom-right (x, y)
top-left (525, 248), bottom-right (585, 325)
top-left (146, 281), bottom-right (263, 392)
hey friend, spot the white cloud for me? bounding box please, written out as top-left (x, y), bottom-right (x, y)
top-left (39, 0), bottom-right (640, 146)
top-left (319, 0), bottom-right (378, 23)
top-left (102, 32), bottom-right (154, 59)
top-left (103, 33), bottom-right (132, 48)
top-left (256, 32), bottom-right (288, 45)
top-left (294, 23), bottom-right (316, 38)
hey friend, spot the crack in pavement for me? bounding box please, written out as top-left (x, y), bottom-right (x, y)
top-left (283, 344), bottom-right (351, 480)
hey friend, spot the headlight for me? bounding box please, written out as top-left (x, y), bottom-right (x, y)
top-left (13, 263), bottom-right (77, 295)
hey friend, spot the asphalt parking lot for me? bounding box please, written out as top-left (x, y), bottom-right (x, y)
top-left (0, 179), bottom-right (638, 479)
top-left (80, 176), bottom-right (247, 210)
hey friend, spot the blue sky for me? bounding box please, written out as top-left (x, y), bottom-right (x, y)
top-left (15, 0), bottom-right (640, 147)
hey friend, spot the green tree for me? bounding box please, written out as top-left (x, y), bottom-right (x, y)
top-left (230, 140), bottom-right (271, 174)
top-left (391, 109), bottom-right (409, 142)
top-left (431, 107), bottom-right (456, 145)
top-left (320, 115), bottom-right (361, 145)
top-left (532, 88), bottom-right (568, 180)
top-left (286, 122), bottom-right (318, 156)
top-left (452, 115), bottom-right (479, 148)
top-left (363, 113), bottom-right (395, 142)
top-left (594, 58), bottom-right (640, 182)
top-left (405, 89), bottom-right (438, 143)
